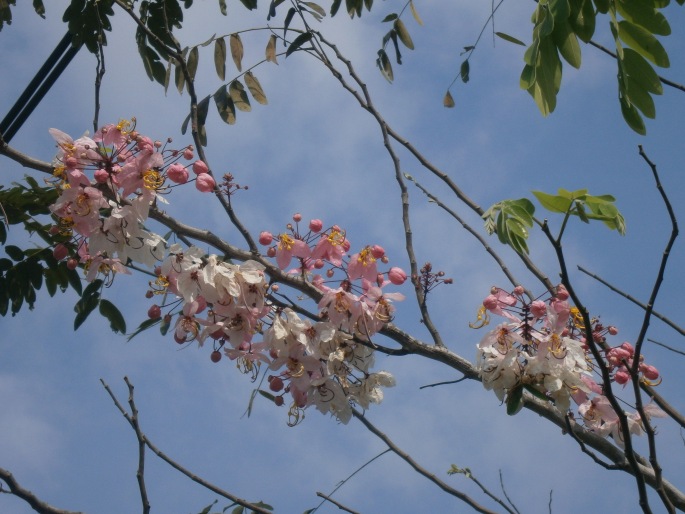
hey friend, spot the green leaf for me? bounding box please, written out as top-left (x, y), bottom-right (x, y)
top-left (624, 75), bottom-right (656, 118)
top-left (244, 71), bottom-right (268, 105)
top-left (214, 37), bottom-right (227, 81)
top-left (532, 191), bottom-right (573, 213)
top-left (621, 48), bottom-right (663, 95)
top-left (237, 0), bottom-right (257, 9)
top-left (616, 0), bottom-right (670, 36)
top-left (175, 59), bottom-right (186, 94)
top-left (619, 94), bottom-right (646, 135)
top-left (393, 19), bottom-right (414, 50)
top-left (127, 317), bottom-right (161, 341)
top-left (218, 0), bottom-right (227, 15)
top-left (495, 31), bottom-right (526, 46)
top-left (258, 389), bottom-right (277, 402)
top-left (569, 0), bottom-right (595, 43)
top-left (99, 299), bottom-right (127, 334)
top-left (553, 20), bottom-right (581, 68)
top-left (506, 385), bottom-right (524, 415)
top-left (382, 13), bottom-right (398, 22)
top-left (197, 500), bottom-right (218, 514)
top-left (618, 20), bottom-right (670, 68)
top-left (74, 292), bottom-right (100, 331)
top-left (5, 245), bottom-right (24, 261)
top-left (286, 32), bottom-right (313, 57)
top-left (460, 59), bottom-right (470, 83)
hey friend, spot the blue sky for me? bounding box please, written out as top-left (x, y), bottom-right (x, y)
top-left (2, 1), bottom-right (685, 513)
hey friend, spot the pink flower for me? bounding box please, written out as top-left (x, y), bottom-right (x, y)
top-left (312, 228), bottom-right (347, 266)
top-left (195, 173), bottom-right (216, 192)
top-left (275, 233), bottom-right (310, 270)
top-left (348, 246), bottom-right (378, 282)
top-left (530, 300), bottom-right (547, 318)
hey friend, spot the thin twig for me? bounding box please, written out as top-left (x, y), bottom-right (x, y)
top-left (101, 378), bottom-right (273, 514)
top-left (577, 265), bottom-right (685, 337)
top-left (351, 408), bottom-right (499, 514)
top-left (419, 377), bottom-right (468, 389)
top-left (498, 470), bottom-right (520, 514)
top-left (315, 492), bottom-right (360, 514)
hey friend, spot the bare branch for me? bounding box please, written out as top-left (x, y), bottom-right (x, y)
top-left (101, 378), bottom-right (273, 514)
top-left (0, 467), bottom-right (83, 514)
top-left (351, 408), bottom-right (499, 514)
top-left (315, 492), bottom-right (360, 514)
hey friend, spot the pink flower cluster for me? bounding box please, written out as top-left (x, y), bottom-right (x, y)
top-left (259, 214), bottom-right (408, 338)
top-left (143, 215), bottom-right (406, 424)
top-left (475, 285), bottom-right (664, 447)
top-left (48, 120), bottom-right (215, 280)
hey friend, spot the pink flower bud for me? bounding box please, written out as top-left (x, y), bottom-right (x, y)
top-left (621, 342), bottom-right (634, 355)
top-left (65, 156), bottom-right (78, 168)
top-left (388, 267), bottom-right (407, 285)
top-left (309, 219), bottom-right (323, 232)
top-left (267, 247), bottom-right (276, 257)
top-left (167, 163), bottom-right (189, 184)
top-left (530, 300), bottom-right (547, 318)
top-left (292, 213), bottom-right (302, 222)
top-left (66, 258), bottom-right (79, 270)
top-left (555, 284), bottom-right (569, 300)
top-left (608, 326), bottom-right (618, 336)
top-left (640, 364), bottom-right (660, 381)
top-left (192, 160), bottom-right (209, 175)
top-left (371, 245), bottom-right (385, 259)
top-left (53, 243), bottom-right (68, 261)
top-left (614, 369), bottom-right (631, 385)
top-left (342, 239), bottom-right (351, 252)
top-left (183, 148), bottom-right (194, 160)
top-left (148, 305), bottom-right (161, 319)
top-left (259, 231), bottom-right (274, 245)
top-left (314, 259), bottom-right (324, 269)
top-left (326, 269), bottom-right (334, 278)
top-left (94, 168), bottom-right (109, 183)
top-left (513, 285), bottom-right (525, 296)
top-left (195, 173), bottom-right (216, 192)
top-left (483, 294), bottom-right (499, 311)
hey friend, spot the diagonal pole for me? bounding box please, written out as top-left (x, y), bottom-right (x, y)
top-left (0, 32), bottom-right (82, 143)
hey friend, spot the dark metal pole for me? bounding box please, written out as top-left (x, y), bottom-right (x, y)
top-left (0, 32), bottom-right (82, 143)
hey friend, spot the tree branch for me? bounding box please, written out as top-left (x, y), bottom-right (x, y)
top-left (0, 467), bottom-right (83, 514)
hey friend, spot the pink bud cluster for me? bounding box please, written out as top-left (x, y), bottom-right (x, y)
top-left (475, 285), bottom-right (664, 447)
top-left (48, 121), bottom-right (214, 281)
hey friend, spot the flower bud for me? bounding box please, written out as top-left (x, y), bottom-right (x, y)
top-left (148, 305), bottom-right (162, 319)
top-left (309, 219), bottom-right (323, 232)
top-left (555, 284), bottom-right (569, 300)
top-left (314, 259), bottom-right (325, 269)
top-left (66, 258), bottom-right (79, 270)
top-left (259, 231), bottom-right (274, 245)
top-left (530, 300), bottom-right (547, 318)
top-left (388, 267), bottom-right (407, 285)
top-left (183, 148), bottom-right (194, 160)
top-left (292, 213), bottom-right (302, 222)
top-left (195, 173), bottom-right (216, 192)
top-left (192, 160), bottom-right (209, 175)
top-left (94, 168), bottom-right (109, 183)
top-left (513, 285), bottom-right (525, 296)
top-left (608, 326), bottom-right (618, 336)
top-left (267, 247), bottom-right (277, 257)
top-left (167, 163), bottom-right (189, 184)
top-left (640, 364), bottom-right (660, 381)
top-left (371, 245), bottom-right (385, 259)
top-left (53, 243), bottom-right (68, 261)
top-left (614, 369), bottom-right (631, 385)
